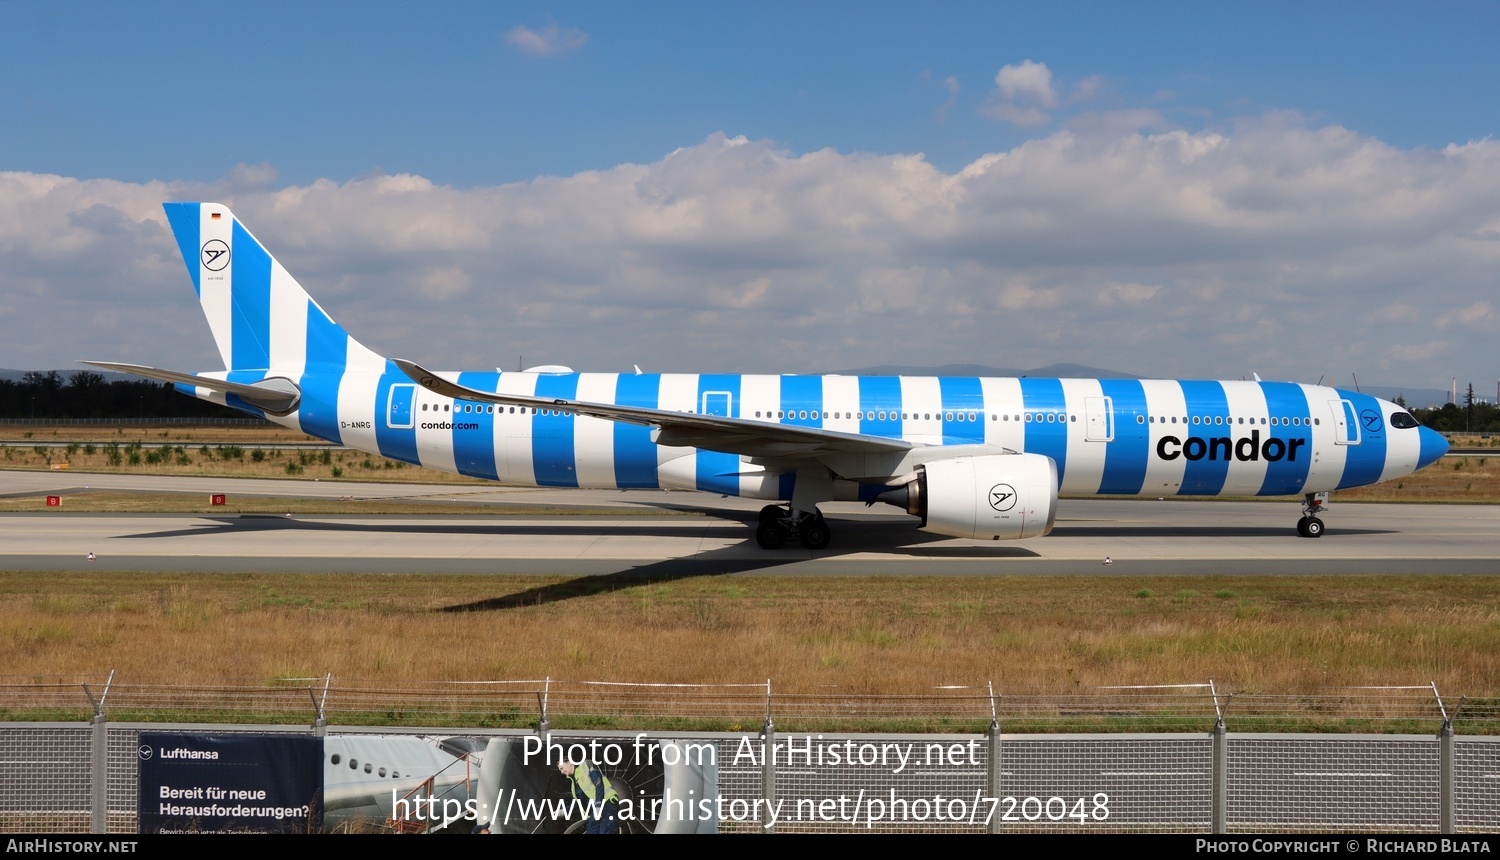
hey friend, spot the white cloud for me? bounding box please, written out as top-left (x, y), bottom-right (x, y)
top-left (981, 60), bottom-right (1058, 128)
top-left (2, 116), bottom-right (1498, 389)
top-left (1385, 341), bottom-right (1448, 362)
top-left (504, 24), bottom-right (588, 57)
top-left (1097, 281), bottom-right (1163, 306)
top-left (1435, 300), bottom-right (1498, 330)
top-left (995, 60), bottom-right (1055, 107)
top-left (420, 266), bottom-right (472, 301)
top-left (1362, 303), bottom-right (1420, 325)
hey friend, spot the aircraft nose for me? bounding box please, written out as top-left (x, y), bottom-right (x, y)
top-left (1417, 426), bottom-right (1449, 469)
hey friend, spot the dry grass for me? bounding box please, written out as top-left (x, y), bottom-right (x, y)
top-left (0, 441), bottom-right (486, 485)
top-left (4, 572), bottom-right (1499, 696)
top-left (1338, 455), bottom-right (1500, 503)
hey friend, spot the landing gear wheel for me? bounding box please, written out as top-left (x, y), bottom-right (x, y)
top-left (1299, 492), bottom-right (1329, 538)
top-left (800, 519), bottom-right (831, 550)
top-left (759, 504), bottom-right (785, 525)
top-left (756, 523), bottom-right (788, 549)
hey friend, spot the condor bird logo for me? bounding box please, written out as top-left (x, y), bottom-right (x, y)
top-left (988, 483), bottom-right (1017, 512)
top-left (201, 239), bottom-right (230, 271)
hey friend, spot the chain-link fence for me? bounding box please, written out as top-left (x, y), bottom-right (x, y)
top-left (5, 724), bottom-right (1497, 834)
top-left (2, 677), bottom-right (1495, 834)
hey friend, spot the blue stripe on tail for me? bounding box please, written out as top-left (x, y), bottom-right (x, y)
top-left (162, 204), bottom-right (202, 296)
top-left (298, 301), bottom-right (347, 442)
top-left (229, 220), bottom-right (272, 371)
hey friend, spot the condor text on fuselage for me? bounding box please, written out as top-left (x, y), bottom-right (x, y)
top-left (1156, 428), bottom-right (1307, 463)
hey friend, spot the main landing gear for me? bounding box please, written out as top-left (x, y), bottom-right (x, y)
top-left (1296, 492), bottom-right (1327, 538)
top-left (756, 504), bottom-right (831, 550)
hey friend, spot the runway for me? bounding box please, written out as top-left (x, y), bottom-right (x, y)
top-left (3, 470), bottom-right (1498, 576)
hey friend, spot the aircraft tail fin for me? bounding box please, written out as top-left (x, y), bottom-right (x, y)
top-left (162, 202), bottom-right (386, 375)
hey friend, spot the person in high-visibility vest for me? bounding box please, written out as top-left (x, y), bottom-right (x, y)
top-left (558, 760), bottom-right (620, 834)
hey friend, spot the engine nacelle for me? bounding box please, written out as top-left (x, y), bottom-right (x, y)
top-left (880, 453), bottom-right (1058, 540)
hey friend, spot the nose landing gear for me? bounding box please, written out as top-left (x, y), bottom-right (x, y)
top-left (1296, 492), bottom-right (1328, 538)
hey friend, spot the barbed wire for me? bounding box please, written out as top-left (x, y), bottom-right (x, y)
top-left (3, 674), bottom-right (1493, 733)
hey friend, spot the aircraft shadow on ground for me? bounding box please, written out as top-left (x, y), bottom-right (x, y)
top-left (111, 512), bottom-right (1033, 612)
top-left (103, 509), bottom-right (1398, 614)
top-left (436, 519), bottom-right (1043, 612)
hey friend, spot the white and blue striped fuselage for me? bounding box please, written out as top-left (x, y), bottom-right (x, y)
top-left (247, 368), bottom-right (1447, 502)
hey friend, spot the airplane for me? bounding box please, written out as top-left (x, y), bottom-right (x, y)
top-left (86, 202), bottom-right (1451, 550)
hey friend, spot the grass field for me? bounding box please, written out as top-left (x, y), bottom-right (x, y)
top-left (3, 572), bottom-right (1498, 707)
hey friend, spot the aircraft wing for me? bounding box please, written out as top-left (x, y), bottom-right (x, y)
top-left (394, 359), bottom-right (914, 460)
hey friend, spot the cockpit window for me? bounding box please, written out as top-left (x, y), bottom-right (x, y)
top-left (1390, 412), bottom-right (1419, 429)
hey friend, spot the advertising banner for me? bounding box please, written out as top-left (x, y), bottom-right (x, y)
top-left (136, 733), bottom-right (323, 834)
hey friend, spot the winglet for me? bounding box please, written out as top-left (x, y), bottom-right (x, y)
top-left (392, 358), bottom-right (458, 399)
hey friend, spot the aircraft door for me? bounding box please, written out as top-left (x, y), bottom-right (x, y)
top-left (1329, 399), bottom-right (1359, 445)
top-left (1085, 396), bottom-right (1114, 442)
top-left (702, 391), bottom-right (732, 417)
top-left (387, 384), bottom-right (415, 429)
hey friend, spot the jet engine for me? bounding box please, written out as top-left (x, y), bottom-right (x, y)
top-left (879, 453), bottom-right (1058, 540)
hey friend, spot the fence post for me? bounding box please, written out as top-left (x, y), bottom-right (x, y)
top-left (1211, 681), bottom-right (1227, 833)
top-left (986, 683), bottom-right (1002, 834)
top-left (986, 720), bottom-right (1002, 834)
top-left (1440, 719), bottom-right (1454, 833)
top-left (1212, 718), bottom-right (1227, 833)
top-left (537, 677), bottom-right (551, 746)
top-left (83, 671), bottom-right (114, 834)
top-left (760, 680), bottom-right (775, 833)
top-left (1435, 684), bottom-right (1453, 834)
top-left (310, 674), bottom-right (330, 738)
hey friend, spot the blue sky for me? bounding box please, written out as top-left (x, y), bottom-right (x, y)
top-left (2, 1), bottom-right (1497, 392)
top-left (8, 2), bottom-right (1497, 185)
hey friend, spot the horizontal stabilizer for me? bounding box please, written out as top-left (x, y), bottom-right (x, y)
top-left (80, 361), bottom-right (301, 414)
